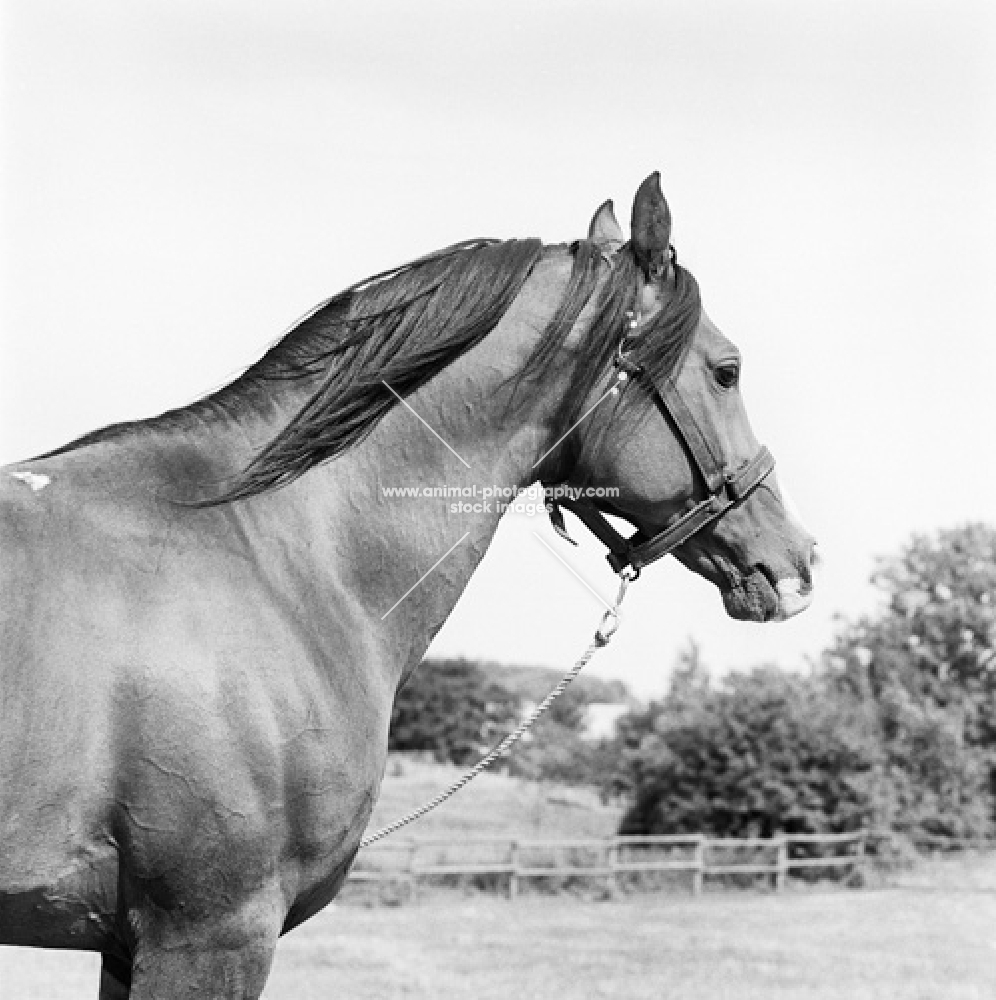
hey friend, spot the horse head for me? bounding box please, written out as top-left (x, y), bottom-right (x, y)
top-left (539, 173), bottom-right (816, 623)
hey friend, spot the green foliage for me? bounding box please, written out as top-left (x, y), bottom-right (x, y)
top-left (485, 663), bottom-right (629, 711)
top-left (614, 652), bottom-right (883, 837)
top-left (389, 658), bottom-right (519, 766)
top-left (614, 526), bottom-right (996, 841)
top-left (826, 524), bottom-right (996, 838)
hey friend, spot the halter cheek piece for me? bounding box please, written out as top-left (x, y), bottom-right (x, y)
top-left (548, 315), bottom-right (775, 578)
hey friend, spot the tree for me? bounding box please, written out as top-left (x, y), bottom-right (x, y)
top-left (612, 526), bottom-right (996, 841)
top-left (389, 658), bottom-right (518, 765)
top-left (826, 524), bottom-right (996, 837)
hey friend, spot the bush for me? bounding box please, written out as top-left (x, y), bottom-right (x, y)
top-left (613, 652), bottom-right (883, 837)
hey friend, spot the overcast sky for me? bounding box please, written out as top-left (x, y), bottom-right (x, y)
top-left (2, 1), bottom-right (995, 696)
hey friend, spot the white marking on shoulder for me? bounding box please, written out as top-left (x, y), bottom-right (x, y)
top-left (11, 470), bottom-right (51, 492)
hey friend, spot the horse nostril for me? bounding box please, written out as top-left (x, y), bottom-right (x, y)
top-left (810, 541), bottom-right (822, 570)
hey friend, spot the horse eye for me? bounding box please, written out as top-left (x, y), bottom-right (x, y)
top-left (715, 363), bottom-right (740, 389)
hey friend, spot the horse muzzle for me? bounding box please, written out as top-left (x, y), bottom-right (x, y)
top-left (720, 567), bottom-right (813, 623)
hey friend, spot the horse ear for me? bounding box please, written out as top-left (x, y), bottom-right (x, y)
top-left (587, 199), bottom-right (624, 248)
top-left (631, 172), bottom-right (672, 282)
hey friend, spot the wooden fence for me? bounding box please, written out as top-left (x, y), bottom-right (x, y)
top-left (348, 831), bottom-right (867, 901)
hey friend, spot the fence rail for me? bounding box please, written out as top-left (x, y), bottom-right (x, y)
top-left (348, 832), bottom-right (869, 901)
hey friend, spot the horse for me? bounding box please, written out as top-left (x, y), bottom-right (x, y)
top-left (0, 173), bottom-right (815, 998)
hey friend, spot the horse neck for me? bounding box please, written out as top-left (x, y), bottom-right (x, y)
top-left (111, 252), bottom-right (589, 686)
top-left (255, 272), bottom-right (581, 680)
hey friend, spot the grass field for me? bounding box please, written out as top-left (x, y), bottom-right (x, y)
top-left (3, 762), bottom-right (995, 998)
top-left (365, 756), bottom-right (625, 839)
top-left (3, 889), bottom-right (994, 999)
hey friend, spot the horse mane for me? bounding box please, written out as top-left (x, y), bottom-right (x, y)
top-left (39, 235), bottom-right (700, 502)
top-left (197, 238), bottom-right (547, 501)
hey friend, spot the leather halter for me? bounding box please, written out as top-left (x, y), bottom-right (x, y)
top-left (548, 319), bottom-right (775, 578)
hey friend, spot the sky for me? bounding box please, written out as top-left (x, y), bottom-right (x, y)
top-left (2, 0), bottom-right (995, 698)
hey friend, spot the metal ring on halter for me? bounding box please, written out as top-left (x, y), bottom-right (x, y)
top-left (614, 333), bottom-right (643, 378)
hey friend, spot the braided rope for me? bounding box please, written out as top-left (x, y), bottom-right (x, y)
top-left (360, 575), bottom-right (632, 849)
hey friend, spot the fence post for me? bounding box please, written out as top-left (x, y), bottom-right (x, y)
top-left (774, 837), bottom-right (787, 893)
top-left (853, 831), bottom-right (868, 885)
top-left (509, 840), bottom-right (519, 902)
top-left (692, 837), bottom-right (704, 896)
top-left (408, 842), bottom-right (418, 905)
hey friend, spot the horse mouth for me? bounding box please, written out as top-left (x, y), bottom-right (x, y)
top-left (721, 568), bottom-right (811, 623)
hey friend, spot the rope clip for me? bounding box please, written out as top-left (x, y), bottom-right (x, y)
top-left (595, 608), bottom-right (620, 646)
top-left (595, 567), bottom-right (637, 645)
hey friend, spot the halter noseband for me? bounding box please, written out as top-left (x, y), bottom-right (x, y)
top-left (548, 313), bottom-right (775, 578)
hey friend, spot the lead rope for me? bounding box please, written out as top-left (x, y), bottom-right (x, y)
top-left (359, 571), bottom-right (634, 849)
